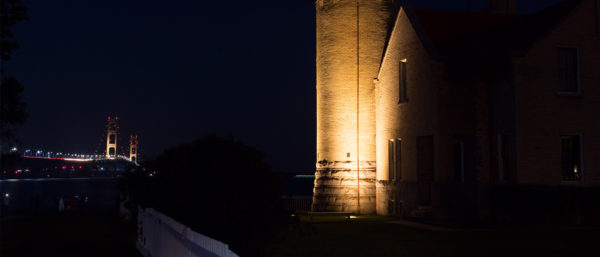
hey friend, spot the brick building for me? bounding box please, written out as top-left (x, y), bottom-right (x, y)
top-left (314, 0), bottom-right (600, 223)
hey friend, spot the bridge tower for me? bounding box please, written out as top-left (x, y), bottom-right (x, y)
top-left (313, 0), bottom-right (396, 213)
top-left (105, 116), bottom-right (119, 159)
top-left (129, 135), bottom-right (139, 162)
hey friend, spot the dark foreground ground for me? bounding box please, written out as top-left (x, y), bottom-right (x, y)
top-left (0, 214), bottom-right (139, 257)
top-left (1, 213), bottom-right (599, 257)
top-left (265, 215), bottom-right (600, 257)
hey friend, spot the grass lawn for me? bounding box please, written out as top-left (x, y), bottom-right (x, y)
top-left (0, 214), bottom-right (140, 257)
top-left (265, 215), bottom-right (599, 257)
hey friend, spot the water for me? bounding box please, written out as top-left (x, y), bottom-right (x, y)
top-left (0, 177), bottom-right (120, 214)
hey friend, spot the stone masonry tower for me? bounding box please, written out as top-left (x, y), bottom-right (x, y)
top-left (129, 134), bottom-right (139, 162)
top-left (313, 0), bottom-right (396, 213)
top-left (106, 116), bottom-right (118, 159)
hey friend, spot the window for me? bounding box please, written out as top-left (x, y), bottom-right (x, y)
top-left (561, 135), bottom-right (582, 181)
top-left (417, 135), bottom-right (434, 206)
top-left (109, 134), bottom-right (116, 144)
top-left (388, 139), bottom-right (401, 181)
top-left (453, 136), bottom-right (476, 182)
top-left (557, 47), bottom-right (579, 93)
top-left (454, 135), bottom-right (475, 182)
top-left (399, 59), bottom-right (407, 103)
top-left (497, 135), bottom-right (510, 182)
top-left (395, 139), bottom-right (401, 180)
top-left (417, 136), bottom-right (434, 182)
top-left (453, 142), bottom-right (464, 182)
top-left (388, 140), bottom-right (394, 180)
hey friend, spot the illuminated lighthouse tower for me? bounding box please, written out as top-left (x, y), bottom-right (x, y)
top-left (106, 116), bottom-right (119, 159)
top-left (313, 0), bottom-right (396, 213)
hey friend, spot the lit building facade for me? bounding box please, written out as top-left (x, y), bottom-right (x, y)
top-left (314, 0), bottom-right (600, 222)
top-left (313, 0), bottom-right (397, 213)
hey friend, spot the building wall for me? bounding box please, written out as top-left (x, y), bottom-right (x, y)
top-left (488, 77), bottom-right (518, 184)
top-left (375, 9), bottom-right (513, 219)
top-left (375, 8), bottom-right (441, 215)
top-left (435, 73), bottom-right (490, 220)
top-left (313, 0), bottom-right (396, 213)
top-left (316, 0), bottom-right (600, 218)
top-left (514, 0), bottom-right (600, 185)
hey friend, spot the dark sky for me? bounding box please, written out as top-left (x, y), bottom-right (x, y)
top-left (5, 0), bottom-right (562, 173)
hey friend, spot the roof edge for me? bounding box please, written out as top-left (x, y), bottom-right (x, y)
top-left (376, 5), bottom-right (441, 80)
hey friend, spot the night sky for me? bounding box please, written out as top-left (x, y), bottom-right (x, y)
top-left (5, 0), bottom-right (563, 173)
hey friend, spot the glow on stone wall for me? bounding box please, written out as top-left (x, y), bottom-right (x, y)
top-left (313, 0), bottom-right (396, 214)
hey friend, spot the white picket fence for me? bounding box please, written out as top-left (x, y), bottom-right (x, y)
top-left (137, 207), bottom-right (239, 257)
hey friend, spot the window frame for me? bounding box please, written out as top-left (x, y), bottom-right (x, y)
top-left (556, 46), bottom-right (581, 96)
top-left (416, 135), bottom-right (435, 182)
top-left (388, 139), bottom-right (395, 181)
top-left (453, 141), bottom-right (465, 182)
top-left (560, 134), bottom-right (584, 183)
top-left (398, 59), bottom-right (408, 103)
top-left (388, 138), bottom-right (402, 181)
top-left (394, 138), bottom-right (402, 181)
top-left (497, 135), bottom-right (510, 183)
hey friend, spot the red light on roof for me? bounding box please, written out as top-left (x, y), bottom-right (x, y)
top-left (108, 116), bottom-right (111, 120)
top-left (115, 116), bottom-right (119, 120)
top-left (78, 165), bottom-right (83, 169)
top-left (14, 170), bottom-right (18, 175)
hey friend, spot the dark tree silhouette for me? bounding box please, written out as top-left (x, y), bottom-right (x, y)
top-left (1, 77), bottom-right (27, 137)
top-left (124, 135), bottom-right (285, 257)
top-left (1, 0), bottom-right (28, 61)
top-left (0, 0), bottom-right (28, 150)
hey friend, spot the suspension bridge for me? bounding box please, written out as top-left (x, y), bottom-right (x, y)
top-left (3, 116), bottom-right (142, 178)
top-left (18, 116), bottom-right (140, 163)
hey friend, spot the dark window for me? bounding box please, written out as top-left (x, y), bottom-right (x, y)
top-left (395, 139), bottom-right (402, 180)
top-left (557, 47), bottom-right (579, 93)
top-left (417, 136), bottom-right (434, 182)
top-left (399, 60), bottom-right (407, 102)
top-left (388, 140), bottom-right (394, 180)
top-left (417, 135), bottom-right (434, 206)
top-left (453, 142), bottom-right (464, 182)
top-left (453, 135), bottom-right (475, 182)
top-left (388, 139), bottom-right (401, 181)
top-left (561, 135), bottom-right (582, 181)
top-left (497, 135), bottom-right (510, 182)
